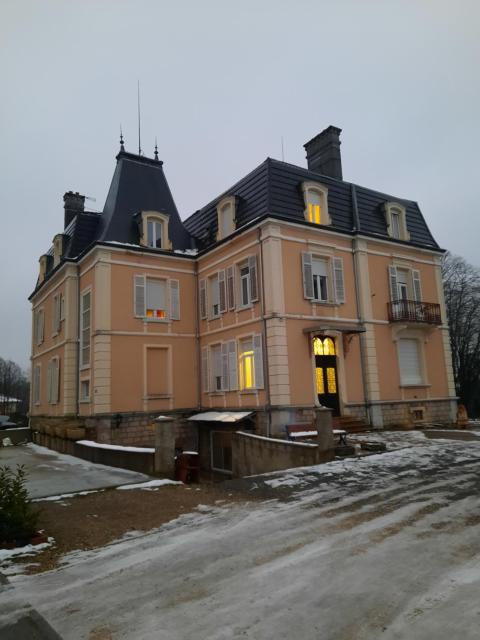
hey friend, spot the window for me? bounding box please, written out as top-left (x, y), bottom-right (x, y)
top-left (384, 202), bottom-right (409, 241)
top-left (53, 234), bottom-right (64, 267)
top-left (34, 308), bottom-right (44, 345)
top-left (139, 212), bottom-right (170, 250)
top-left (134, 276), bottom-right (180, 321)
top-left (210, 344), bottom-right (223, 391)
top-left (146, 347), bottom-right (171, 397)
top-left (388, 266), bottom-right (422, 302)
top-left (201, 341), bottom-right (237, 393)
top-left (216, 197), bottom-right (236, 240)
top-left (210, 274), bottom-right (220, 318)
top-left (52, 293), bottom-right (62, 335)
top-left (302, 253), bottom-right (345, 304)
top-left (80, 291), bottom-right (91, 368)
top-left (33, 365), bottom-right (41, 405)
top-left (398, 338), bottom-right (423, 385)
top-left (396, 269), bottom-right (409, 301)
top-left (80, 379), bottom-right (90, 402)
top-left (302, 182), bottom-right (331, 226)
top-left (238, 256), bottom-right (258, 308)
top-left (238, 334), bottom-right (264, 390)
top-left (47, 357), bottom-right (60, 404)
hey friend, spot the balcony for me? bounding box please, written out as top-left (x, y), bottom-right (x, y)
top-left (387, 300), bottom-right (442, 325)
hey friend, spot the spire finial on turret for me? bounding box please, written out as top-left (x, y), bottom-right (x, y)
top-left (154, 137), bottom-right (159, 161)
top-left (120, 125), bottom-right (125, 152)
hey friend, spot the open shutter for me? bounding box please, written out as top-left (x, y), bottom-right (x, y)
top-left (302, 252), bottom-right (314, 299)
top-left (39, 310), bottom-right (44, 344)
top-left (412, 270), bottom-right (422, 302)
top-left (169, 279), bottom-right (180, 320)
top-left (226, 266), bottom-right (235, 310)
top-left (221, 343), bottom-right (229, 390)
top-left (333, 257), bottom-right (345, 304)
top-left (201, 346), bottom-right (209, 392)
top-left (227, 340), bottom-right (238, 390)
top-left (199, 279), bottom-right (207, 320)
top-left (219, 270), bottom-right (227, 313)
top-left (388, 266), bottom-right (399, 302)
top-left (253, 334), bottom-right (264, 389)
top-left (249, 255), bottom-right (258, 302)
top-left (53, 359), bottom-right (60, 404)
top-left (134, 275), bottom-right (146, 317)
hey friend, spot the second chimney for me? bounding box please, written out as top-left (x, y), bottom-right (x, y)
top-left (304, 126), bottom-right (343, 180)
top-left (64, 191), bottom-right (85, 228)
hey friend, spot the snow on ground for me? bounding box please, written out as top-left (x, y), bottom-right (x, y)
top-left (2, 434), bottom-right (480, 639)
top-left (116, 479), bottom-right (182, 491)
top-left (0, 538), bottom-right (55, 564)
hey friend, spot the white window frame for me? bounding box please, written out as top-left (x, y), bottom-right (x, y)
top-left (80, 289), bottom-right (91, 370)
top-left (140, 211), bottom-right (171, 250)
top-left (216, 196), bottom-right (236, 241)
top-left (397, 338), bottom-right (424, 386)
top-left (302, 252), bottom-right (345, 305)
top-left (238, 334), bottom-right (264, 391)
top-left (145, 277), bottom-right (168, 321)
top-left (312, 257), bottom-right (329, 302)
top-left (52, 293), bottom-right (62, 336)
top-left (210, 343), bottom-right (223, 392)
top-left (209, 274), bottom-right (221, 319)
top-left (34, 308), bottom-right (45, 346)
top-left (47, 356), bottom-right (60, 405)
top-left (384, 202), bottom-right (410, 241)
top-left (79, 379), bottom-right (90, 403)
top-left (301, 181), bottom-right (331, 226)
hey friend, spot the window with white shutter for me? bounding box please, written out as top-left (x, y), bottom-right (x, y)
top-left (221, 343), bottom-right (229, 390)
top-left (210, 344), bottom-right (222, 391)
top-left (169, 279), bottom-right (180, 320)
top-left (398, 338), bottom-right (423, 385)
top-left (199, 279), bottom-right (207, 319)
top-left (333, 257), bottom-right (345, 303)
top-left (312, 258), bottom-right (328, 302)
top-left (302, 252), bottom-right (314, 300)
top-left (253, 334), bottom-right (264, 389)
top-left (47, 358), bottom-right (59, 404)
top-left (52, 294), bottom-right (61, 335)
top-left (248, 255), bottom-right (258, 302)
top-left (80, 291), bottom-right (91, 368)
top-left (412, 270), bottom-right (422, 302)
top-left (201, 346), bottom-right (209, 392)
top-left (388, 265), bottom-right (399, 302)
top-left (227, 340), bottom-right (238, 390)
top-left (146, 279), bottom-right (167, 319)
top-left (226, 266), bottom-right (235, 310)
top-left (35, 309), bottom-right (45, 346)
top-left (209, 275), bottom-right (220, 318)
top-left (219, 270), bottom-right (227, 313)
top-left (33, 365), bottom-right (41, 405)
top-left (134, 275), bottom-right (146, 317)
top-left (238, 337), bottom-right (254, 390)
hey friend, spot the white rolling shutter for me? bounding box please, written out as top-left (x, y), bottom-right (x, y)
top-left (302, 252), bottom-right (314, 299)
top-left (249, 255), bottom-right (258, 302)
top-left (199, 279), bottom-right (207, 319)
top-left (412, 270), bottom-right (422, 302)
top-left (201, 346), bottom-right (209, 392)
top-left (388, 266), bottom-right (399, 301)
top-left (227, 340), bottom-right (238, 390)
top-left (333, 257), bottom-right (345, 304)
top-left (219, 270), bottom-right (227, 313)
top-left (253, 334), bottom-right (264, 389)
top-left (398, 339), bottom-right (422, 385)
top-left (169, 279), bottom-right (180, 320)
top-left (134, 275), bottom-right (146, 317)
top-left (226, 266), bottom-right (235, 310)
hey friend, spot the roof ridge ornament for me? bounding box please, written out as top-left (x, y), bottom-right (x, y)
top-left (154, 137), bottom-right (159, 161)
top-left (119, 125), bottom-right (125, 152)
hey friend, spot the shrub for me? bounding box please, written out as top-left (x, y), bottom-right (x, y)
top-left (0, 465), bottom-right (39, 545)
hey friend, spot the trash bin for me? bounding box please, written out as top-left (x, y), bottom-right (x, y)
top-left (175, 452), bottom-right (199, 483)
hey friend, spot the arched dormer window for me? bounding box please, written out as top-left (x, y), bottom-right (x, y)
top-left (216, 196), bottom-right (236, 241)
top-left (384, 202), bottom-right (409, 241)
top-left (139, 211), bottom-right (171, 250)
top-left (301, 182), bottom-right (331, 226)
top-left (53, 234), bottom-right (65, 267)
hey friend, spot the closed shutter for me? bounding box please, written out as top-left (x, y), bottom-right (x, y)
top-left (253, 333), bottom-right (264, 389)
top-left (333, 257), bottom-right (345, 304)
top-left (221, 343), bottom-right (229, 390)
top-left (388, 266), bottom-right (399, 301)
top-left (169, 279), bottom-right (180, 320)
top-left (201, 346), bottom-right (209, 392)
top-left (134, 275), bottom-right (146, 317)
top-left (52, 359), bottom-right (60, 404)
top-left (37, 309), bottom-right (45, 345)
top-left (33, 365), bottom-right (40, 404)
top-left (249, 255), bottom-right (258, 302)
top-left (199, 279), bottom-right (207, 319)
top-left (412, 270), bottom-right (422, 302)
top-left (302, 252), bottom-right (314, 299)
top-left (227, 340), bottom-right (238, 390)
top-left (226, 266), bottom-right (235, 310)
top-left (398, 339), bottom-right (422, 385)
top-left (219, 270), bottom-right (227, 313)
top-left (60, 294), bottom-right (65, 321)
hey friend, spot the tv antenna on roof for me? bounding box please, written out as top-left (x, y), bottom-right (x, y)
top-left (137, 80), bottom-right (142, 156)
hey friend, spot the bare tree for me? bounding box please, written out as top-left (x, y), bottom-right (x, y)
top-left (442, 253), bottom-right (480, 418)
top-left (0, 357), bottom-right (30, 417)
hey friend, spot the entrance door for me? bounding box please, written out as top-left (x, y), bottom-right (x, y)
top-left (313, 337), bottom-right (340, 416)
top-left (210, 430), bottom-right (233, 474)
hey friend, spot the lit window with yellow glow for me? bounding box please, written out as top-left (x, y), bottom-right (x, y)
top-left (307, 191), bottom-right (322, 224)
top-left (239, 339), bottom-right (255, 390)
top-left (313, 337), bottom-right (336, 356)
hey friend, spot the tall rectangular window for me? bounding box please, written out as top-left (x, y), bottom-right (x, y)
top-left (80, 291), bottom-right (91, 368)
top-left (210, 344), bottom-right (222, 391)
top-left (307, 191), bottom-right (322, 224)
top-left (52, 294), bottom-right (61, 335)
top-left (239, 338), bottom-right (255, 390)
top-left (210, 274), bottom-right (220, 318)
top-left (47, 358), bottom-right (59, 404)
top-left (34, 309), bottom-right (44, 345)
top-left (312, 258), bottom-right (328, 302)
top-left (147, 219), bottom-right (163, 248)
top-left (33, 365), bottom-right (41, 405)
top-left (398, 338), bottom-right (422, 385)
top-left (146, 278), bottom-right (167, 319)
top-left (391, 211), bottom-right (401, 239)
top-left (239, 265), bottom-right (250, 307)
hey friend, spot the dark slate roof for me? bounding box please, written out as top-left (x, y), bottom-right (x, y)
top-left (183, 158), bottom-right (440, 251)
top-left (97, 151), bottom-right (194, 250)
top-left (64, 212), bottom-right (101, 258)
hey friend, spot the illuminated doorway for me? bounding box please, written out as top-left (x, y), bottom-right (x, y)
top-left (313, 336), bottom-right (340, 416)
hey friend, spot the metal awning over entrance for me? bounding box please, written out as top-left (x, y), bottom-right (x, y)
top-left (188, 411), bottom-right (253, 423)
top-left (302, 325), bottom-right (366, 335)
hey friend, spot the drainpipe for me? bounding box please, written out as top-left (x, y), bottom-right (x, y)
top-left (258, 227), bottom-right (272, 437)
top-left (351, 184), bottom-right (370, 425)
top-left (75, 263), bottom-right (80, 416)
top-left (194, 255), bottom-right (201, 411)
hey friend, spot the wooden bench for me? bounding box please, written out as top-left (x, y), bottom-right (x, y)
top-left (285, 423), bottom-right (347, 445)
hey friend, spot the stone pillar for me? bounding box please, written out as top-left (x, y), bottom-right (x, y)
top-left (315, 407), bottom-right (334, 452)
top-left (154, 416), bottom-right (176, 477)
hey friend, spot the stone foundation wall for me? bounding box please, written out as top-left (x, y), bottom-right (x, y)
top-left (256, 406), bottom-right (318, 437)
top-left (346, 399), bottom-right (457, 428)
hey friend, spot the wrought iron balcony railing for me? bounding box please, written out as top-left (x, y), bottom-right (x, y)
top-left (387, 300), bottom-right (442, 325)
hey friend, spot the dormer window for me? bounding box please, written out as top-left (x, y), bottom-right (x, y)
top-left (139, 211), bottom-right (171, 250)
top-left (216, 196), bottom-right (236, 241)
top-left (53, 234), bottom-right (65, 267)
top-left (384, 202), bottom-right (409, 241)
top-left (301, 182), bottom-right (331, 226)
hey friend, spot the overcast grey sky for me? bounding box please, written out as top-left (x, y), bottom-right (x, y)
top-left (1, 0), bottom-right (479, 368)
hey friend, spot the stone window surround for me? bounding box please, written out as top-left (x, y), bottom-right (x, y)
top-left (301, 181), bottom-right (331, 226)
top-left (391, 325), bottom-right (431, 388)
top-left (139, 211), bottom-right (172, 250)
top-left (384, 202), bottom-right (410, 241)
top-left (216, 196), bottom-right (237, 241)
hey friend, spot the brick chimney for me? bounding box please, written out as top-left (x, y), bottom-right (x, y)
top-left (63, 191), bottom-right (85, 228)
top-left (304, 126), bottom-right (343, 180)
